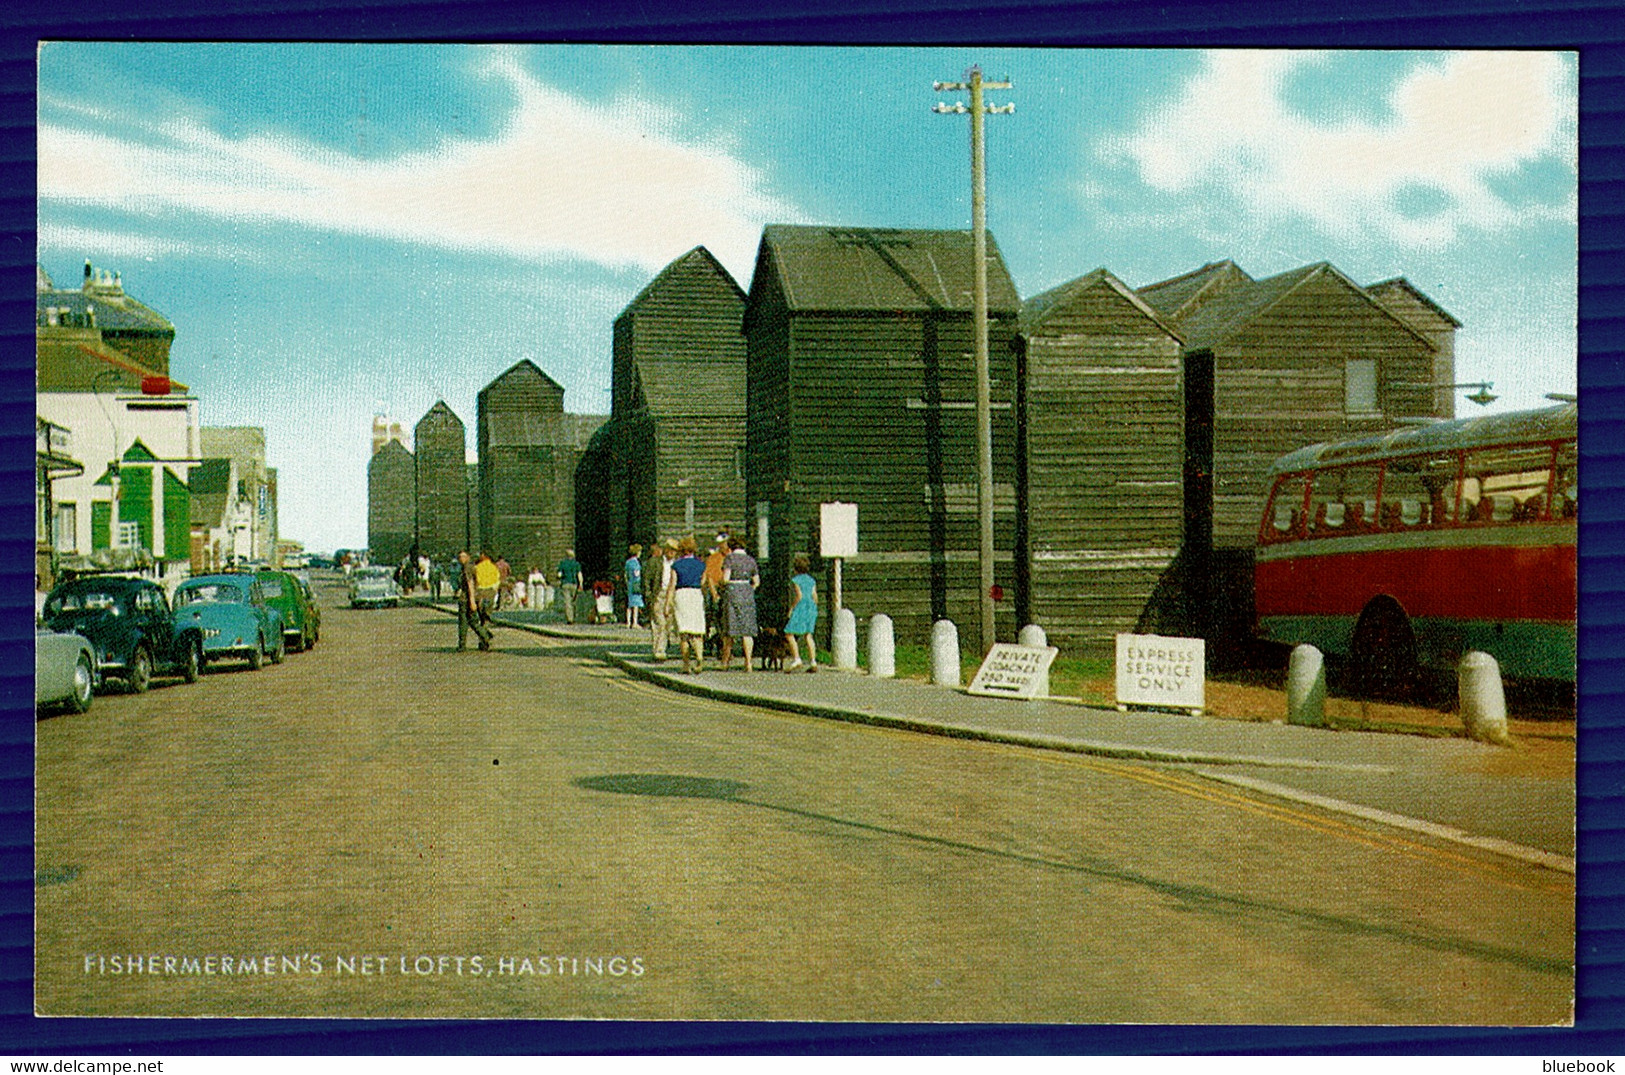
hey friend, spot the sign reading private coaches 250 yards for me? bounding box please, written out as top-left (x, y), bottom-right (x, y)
top-left (968, 643), bottom-right (1059, 699)
top-left (1115, 633), bottom-right (1205, 714)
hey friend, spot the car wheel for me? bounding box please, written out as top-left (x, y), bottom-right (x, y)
top-left (247, 639), bottom-right (264, 670)
top-left (69, 653), bottom-right (94, 713)
top-left (270, 633), bottom-right (285, 664)
top-left (127, 646), bottom-right (152, 694)
top-left (180, 638), bottom-right (201, 683)
top-left (289, 629), bottom-right (304, 654)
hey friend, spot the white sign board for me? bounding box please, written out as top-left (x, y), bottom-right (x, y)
top-left (1115, 633), bottom-right (1205, 713)
top-left (820, 502), bottom-right (858, 559)
top-left (968, 643), bottom-right (1059, 699)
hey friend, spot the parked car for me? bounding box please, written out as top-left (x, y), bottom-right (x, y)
top-left (349, 565), bottom-right (401, 608)
top-left (172, 574), bottom-right (285, 669)
top-left (40, 575), bottom-right (202, 692)
top-left (255, 568), bottom-right (320, 651)
top-left (35, 627), bottom-right (96, 713)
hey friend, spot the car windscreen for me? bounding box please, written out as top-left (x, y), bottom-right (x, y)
top-left (175, 584), bottom-right (244, 606)
top-left (45, 590), bottom-right (120, 616)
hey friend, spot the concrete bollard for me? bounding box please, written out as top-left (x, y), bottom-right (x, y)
top-left (1286, 644), bottom-right (1327, 727)
top-left (832, 607), bottom-right (858, 670)
top-left (868, 614), bottom-right (895, 679)
top-left (1018, 623), bottom-right (1050, 697)
top-left (1459, 650), bottom-right (1510, 745)
top-left (931, 619), bottom-right (961, 687)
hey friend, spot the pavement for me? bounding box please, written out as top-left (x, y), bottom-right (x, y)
top-left (420, 598), bottom-right (1577, 874)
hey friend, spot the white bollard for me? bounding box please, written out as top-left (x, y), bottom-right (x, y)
top-left (1018, 623), bottom-right (1050, 697)
top-left (832, 607), bottom-right (858, 670)
top-left (1286, 644), bottom-right (1327, 727)
top-left (1459, 650), bottom-right (1510, 745)
top-left (931, 619), bottom-right (961, 687)
top-left (868, 614), bottom-right (895, 679)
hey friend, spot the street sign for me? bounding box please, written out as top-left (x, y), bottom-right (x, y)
top-left (968, 642), bottom-right (1058, 699)
top-left (1114, 632), bottom-right (1205, 714)
top-left (820, 502), bottom-right (857, 558)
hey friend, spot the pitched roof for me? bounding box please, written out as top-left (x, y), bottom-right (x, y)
top-left (484, 358), bottom-right (565, 396)
top-left (751, 225), bottom-right (1020, 314)
top-left (1136, 260), bottom-right (1252, 321)
top-left (36, 283), bottom-right (174, 335)
top-left (1364, 277), bottom-right (1463, 328)
top-left (1020, 267), bottom-right (1185, 340)
top-left (1161, 261), bottom-right (1435, 352)
top-left (625, 246), bottom-right (747, 312)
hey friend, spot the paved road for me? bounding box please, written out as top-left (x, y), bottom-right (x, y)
top-left (34, 578), bottom-right (1573, 1022)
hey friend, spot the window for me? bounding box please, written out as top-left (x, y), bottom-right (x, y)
top-left (1345, 359), bottom-right (1379, 416)
top-left (1261, 475), bottom-right (1307, 544)
top-left (1462, 443), bottom-right (1555, 524)
top-left (1379, 452), bottom-right (1459, 528)
top-left (1308, 465), bottom-right (1380, 536)
top-left (54, 503), bottom-right (76, 553)
top-left (118, 520), bottom-right (140, 548)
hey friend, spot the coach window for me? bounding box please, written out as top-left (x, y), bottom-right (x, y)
top-left (1462, 443), bottom-right (1555, 524)
top-left (1380, 452), bottom-right (1458, 528)
top-left (1308, 464), bottom-right (1380, 536)
top-left (1261, 474), bottom-right (1308, 544)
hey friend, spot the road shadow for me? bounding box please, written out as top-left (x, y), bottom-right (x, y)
top-left (572, 771), bottom-right (1570, 978)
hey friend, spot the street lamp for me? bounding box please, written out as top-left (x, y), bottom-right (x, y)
top-left (1398, 379), bottom-right (1499, 408)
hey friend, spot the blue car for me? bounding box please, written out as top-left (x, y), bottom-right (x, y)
top-left (172, 574), bottom-right (285, 670)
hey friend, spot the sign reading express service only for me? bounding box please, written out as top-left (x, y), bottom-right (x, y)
top-left (1115, 633), bottom-right (1205, 714)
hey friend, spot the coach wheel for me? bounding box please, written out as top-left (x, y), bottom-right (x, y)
top-left (1349, 598), bottom-right (1420, 701)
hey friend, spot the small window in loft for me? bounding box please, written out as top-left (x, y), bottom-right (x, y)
top-left (1345, 359), bottom-right (1379, 416)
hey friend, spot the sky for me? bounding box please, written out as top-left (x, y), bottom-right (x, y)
top-left (36, 45), bottom-right (1578, 554)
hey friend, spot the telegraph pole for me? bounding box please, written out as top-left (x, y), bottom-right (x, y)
top-left (935, 66), bottom-right (1013, 656)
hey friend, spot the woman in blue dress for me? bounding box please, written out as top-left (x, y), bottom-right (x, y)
top-left (784, 554), bottom-right (818, 673)
top-left (624, 544), bottom-right (644, 628)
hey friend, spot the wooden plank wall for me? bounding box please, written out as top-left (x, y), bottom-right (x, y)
top-left (413, 406), bottom-right (468, 563)
top-left (1209, 273), bottom-right (1440, 549)
top-left (1023, 283), bottom-right (1184, 654)
top-left (754, 310), bottom-right (1022, 643)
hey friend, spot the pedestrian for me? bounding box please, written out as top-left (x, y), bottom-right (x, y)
top-left (624, 544), bottom-right (644, 628)
top-left (418, 552), bottom-right (431, 596)
top-left (496, 555), bottom-right (512, 610)
top-left (670, 536), bottom-right (708, 673)
top-left (784, 554), bottom-right (819, 673)
top-left (649, 539), bottom-right (677, 661)
top-left (557, 547), bottom-right (582, 624)
top-left (456, 550), bottom-right (491, 652)
top-left (527, 565), bottom-right (547, 611)
top-left (473, 550), bottom-right (501, 650)
top-left (719, 537), bottom-right (761, 673)
top-left (702, 531), bottom-right (729, 658)
top-left (513, 573), bottom-right (527, 610)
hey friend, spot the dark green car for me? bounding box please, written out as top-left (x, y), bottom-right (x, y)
top-left (255, 569), bottom-right (320, 652)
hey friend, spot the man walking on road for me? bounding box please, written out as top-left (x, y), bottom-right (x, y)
top-left (473, 551), bottom-right (501, 651)
top-left (456, 550), bottom-right (491, 652)
top-left (557, 547), bottom-right (583, 624)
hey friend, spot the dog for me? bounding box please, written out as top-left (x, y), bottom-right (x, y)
top-left (755, 627), bottom-right (790, 671)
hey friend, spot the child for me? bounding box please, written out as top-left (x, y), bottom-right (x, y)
top-left (592, 578), bottom-right (615, 624)
top-left (783, 554), bottom-right (818, 673)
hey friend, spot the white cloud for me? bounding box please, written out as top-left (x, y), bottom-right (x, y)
top-left (1108, 51), bottom-right (1575, 246)
top-left (38, 50), bottom-right (802, 279)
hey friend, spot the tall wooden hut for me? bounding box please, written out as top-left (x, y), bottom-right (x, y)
top-left (1018, 268), bottom-right (1186, 653)
top-left (368, 438), bottom-right (415, 566)
top-left (743, 225), bottom-right (1022, 643)
top-left (607, 246), bottom-right (749, 558)
top-left (1136, 260), bottom-right (1454, 655)
top-left (478, 359), bottom-right (571, 574)
top-left (413, 401), bottom-right (468, 563)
